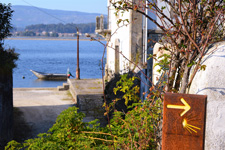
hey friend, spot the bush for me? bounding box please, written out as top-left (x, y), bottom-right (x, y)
top-left (104, 72), bottom-right (140, 119)
top-left (0, 47), bottom-right (18, 73)
top-left (6, 74), bottom-right (161, 149)
top-left (6, 107), bottom-right (108, 149)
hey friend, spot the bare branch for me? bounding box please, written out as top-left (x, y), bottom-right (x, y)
top-left (178, 0), bottom-right (201, 54)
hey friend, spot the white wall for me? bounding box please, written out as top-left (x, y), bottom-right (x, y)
top-left (189, 41), bottom-right (225, 150)
top-left (147, 0), bottom-right (172, 30)
top-left (107, 4), bottom-right (131, 73)
top-left (106, 0), bottom-right (172, 75)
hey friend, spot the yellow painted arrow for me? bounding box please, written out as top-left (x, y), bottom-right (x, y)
top-left (167, 98), bottom-right (191, 116)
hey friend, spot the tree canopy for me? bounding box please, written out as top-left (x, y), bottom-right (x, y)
top-left (0, 3), bottom-right (13, 44)
top-left (0, 3), bottom-right (18, 72)
top-left (25, 23), bottom-right (97, 33)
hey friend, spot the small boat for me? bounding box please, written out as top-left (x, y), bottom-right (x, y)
top-left (30, 70), bottom-right (67, 80)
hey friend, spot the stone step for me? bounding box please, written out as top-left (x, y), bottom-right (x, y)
top-left (57, 83), bottom-right (70, 91)
top-left (57, 86), bottom-right (65, 91)
top-left (63, 83), bottom-right (69, 90)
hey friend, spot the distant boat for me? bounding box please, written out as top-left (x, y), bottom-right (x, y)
top-left (30, 70), bottom-right (67, 80)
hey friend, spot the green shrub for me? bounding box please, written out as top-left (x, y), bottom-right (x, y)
top-left (6, 74), bottom-right (162, 150)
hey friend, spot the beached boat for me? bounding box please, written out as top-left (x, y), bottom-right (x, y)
top-left (30, 70), bottom-right (67, 80)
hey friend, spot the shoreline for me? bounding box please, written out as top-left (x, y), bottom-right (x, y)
top-left (7, 37), bottom-right (105, 41)
top-left (13, 87), bottom-right (57, 90)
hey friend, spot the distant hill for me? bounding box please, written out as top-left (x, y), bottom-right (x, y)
top-left (25, 23), bottom-right (97, 33)
top-left (11, 5), bottom-right (106, 29)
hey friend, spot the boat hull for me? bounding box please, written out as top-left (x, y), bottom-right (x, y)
top-left (30, 70), bottom-right (67, 80)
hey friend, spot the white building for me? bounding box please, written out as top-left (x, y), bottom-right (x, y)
top-left (96, 0), bottom-right (171, 83)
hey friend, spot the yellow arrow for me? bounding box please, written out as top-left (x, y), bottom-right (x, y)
top-left (167, 98), bottom-right (191, 116)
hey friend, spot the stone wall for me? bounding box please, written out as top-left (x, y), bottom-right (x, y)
top-left (77, 94), bottom-right (106, 126)
top-left (189, 41), bottom-right (225, 150)
top-left (0, 71), bottom-right (13, 149)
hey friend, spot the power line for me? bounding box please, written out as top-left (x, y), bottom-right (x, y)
top-left (20, 0), bottom-right (67, 24)
top-left (4, 0), bottom-right (69, 45)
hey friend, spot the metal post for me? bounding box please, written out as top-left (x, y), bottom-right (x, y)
top-left (76, 28), bottom-right (80, 79)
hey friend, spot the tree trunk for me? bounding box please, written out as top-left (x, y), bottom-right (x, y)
top-left (179, 66), bottom-right (190, 93)
top-left (167, 55), bottom-right (179, 92)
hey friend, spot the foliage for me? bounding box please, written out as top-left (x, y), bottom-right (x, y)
top-left (104, 72), bottom-right (140, 120)
top-left (0, 3), bottom-right (13, 42)
top-left (113, 74), bottom-right (140, 105)
top-left (24, 22), bottom-right (107, 34)
top-left (0, 3), bottom-right (18, 72)
top-left (103, 72), bottom-right (162, 149)
top-left (107, 98), bottom-right (162, 149)
top-left (6, 107), bottom-right (108, 149)
top-left (5, 1), bottom-right (225, 149)
top-left (6, 104), bottom-right (160, 150)
top-left (18, 30), bottom-right (36, 36)
top-left (101, 0), bottom-right (224, 148)
top-left (6, 75), bottom-right (161, 149)
top-left (110, 0), bottom-right (225, 93)
top-left (0, 47), bottom-right (18, 72)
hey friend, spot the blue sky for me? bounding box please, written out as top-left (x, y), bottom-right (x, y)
top-left (1, 0), bottom-right (108, 14)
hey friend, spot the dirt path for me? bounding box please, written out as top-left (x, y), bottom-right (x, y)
top-left (13, 88), bottom-right (75, 142)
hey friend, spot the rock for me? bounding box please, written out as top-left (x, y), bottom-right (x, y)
top-left (189, 41), bottom-right (225, 150)
top-left (152, 42), bottom-right (171, 85)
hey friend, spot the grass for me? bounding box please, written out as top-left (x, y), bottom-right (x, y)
top-left (87, 87), bottom-right (102, 89)
top-left (62, 91), bottom-right (73, 101)
top-left (67, 91), bottom-right (72, 97)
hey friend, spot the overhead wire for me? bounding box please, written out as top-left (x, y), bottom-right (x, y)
top-left (4, 0), bottom-right (75, 46)
top-left (20, 0), bottom-right (67, 24)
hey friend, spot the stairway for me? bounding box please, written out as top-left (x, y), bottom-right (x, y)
top-left (57, 83), bottom-right (69, 91)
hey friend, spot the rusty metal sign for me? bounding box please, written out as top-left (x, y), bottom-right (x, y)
top-left (162, 92), bottom-right (207, 150)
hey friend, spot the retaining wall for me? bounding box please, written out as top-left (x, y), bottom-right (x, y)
top-left (0, 71), bottom-right (13, 149)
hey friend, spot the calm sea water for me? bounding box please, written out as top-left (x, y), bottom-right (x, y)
top-left (4, 39), bottom-right (106, 88)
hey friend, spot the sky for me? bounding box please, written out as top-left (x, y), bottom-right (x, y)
top-left (1, 0), bottom-right (108, 14)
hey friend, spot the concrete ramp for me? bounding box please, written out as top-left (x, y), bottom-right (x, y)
top-left (67, 79), bottom-right (106, 125)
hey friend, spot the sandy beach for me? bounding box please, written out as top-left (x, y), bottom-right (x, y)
top-left (13, 88), bottom-right (75, 142)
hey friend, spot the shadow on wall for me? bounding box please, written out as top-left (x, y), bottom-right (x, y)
top-left (196, 87), bottom-right (225, 96)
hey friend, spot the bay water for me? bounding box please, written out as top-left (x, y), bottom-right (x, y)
top-left (4, 38), bottom-right (106, 88)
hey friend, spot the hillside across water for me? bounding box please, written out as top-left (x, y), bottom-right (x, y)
top-left (11, 5), bottom-right (107, 29)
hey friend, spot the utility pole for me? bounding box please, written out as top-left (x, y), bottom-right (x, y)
top-left (76, 27), bottom-right (80, 79)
